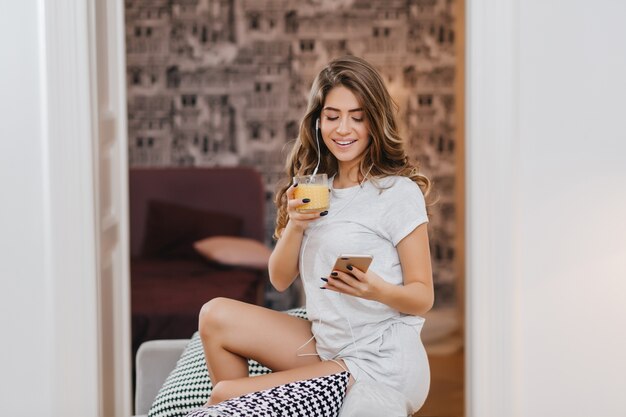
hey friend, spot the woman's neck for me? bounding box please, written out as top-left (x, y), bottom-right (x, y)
top-left (334, 161), bottom-right (363, 189)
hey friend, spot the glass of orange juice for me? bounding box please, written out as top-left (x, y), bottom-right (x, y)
top-left (293, 173), bottom-right (330, 213)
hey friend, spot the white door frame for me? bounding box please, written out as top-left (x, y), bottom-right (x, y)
top-left (43, 0), bottom-right (132, 415)
top-left (465, 0), bottom-right (520, 416)
top-left (89, 0), bottom-right (133, 415)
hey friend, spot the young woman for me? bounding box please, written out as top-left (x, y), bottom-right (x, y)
top-left (197, 55), bottom-right (434, 415)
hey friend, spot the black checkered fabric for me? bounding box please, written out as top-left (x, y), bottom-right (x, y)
top-left (148, 308), bottom-right (308, 417)
top-left (185, 371), bottom-right (350, 417)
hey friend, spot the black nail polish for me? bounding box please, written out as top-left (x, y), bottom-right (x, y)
top-left (294, 183), bottom-right (298, 187)
top-left (347, 265), bottom-right (353, 271)
top-left (321, 277), bottom-right (328, 282)
top-left (331, 272), bottom-right (338, 277)
top-left (320, 211), bottom-right (328, 216)
top-left (320, 286), bottom-right (326, 289)
top-left (303, 198), bottom-right (311, 203)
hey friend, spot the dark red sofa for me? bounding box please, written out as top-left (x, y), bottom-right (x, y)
top-left (129, 167), bottom-right (268, 358)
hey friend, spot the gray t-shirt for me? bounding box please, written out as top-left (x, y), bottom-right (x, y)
top-left (299, 175), bottom-right (429, 361)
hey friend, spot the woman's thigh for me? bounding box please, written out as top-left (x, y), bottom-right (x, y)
top-left (199, 297), bottom-right (319, 371)
top-left (209, 359), bottom-right (350, 405)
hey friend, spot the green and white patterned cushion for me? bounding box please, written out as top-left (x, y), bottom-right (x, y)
top-left (148, 307), bottom-right (308, 417)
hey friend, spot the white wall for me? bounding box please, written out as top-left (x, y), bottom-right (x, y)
top-left (518, 2), bottom-right (626, 416)
top-left (0, 2), bottom-right (55, 414)
top-left (0, 1), bottom-right (103, 415)
top-left (468, 1), bottom-right (626, 416)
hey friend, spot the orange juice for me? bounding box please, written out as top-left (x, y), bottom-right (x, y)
top-left (295, 184), bottom-right (330, 213)
top-left (294, 174), bottom-right (329, 213)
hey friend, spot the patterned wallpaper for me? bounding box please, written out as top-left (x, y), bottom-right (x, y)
top-left (125, 0), bottom-right (459, 308)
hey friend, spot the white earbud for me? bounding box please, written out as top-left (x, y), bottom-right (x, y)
top-left (315, 117), bottom-right (320, 131)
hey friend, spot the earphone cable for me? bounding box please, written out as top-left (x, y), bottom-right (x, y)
top-left (311, 118), bottom-right (322, 178)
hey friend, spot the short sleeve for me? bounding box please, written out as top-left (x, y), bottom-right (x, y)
top-left (378, 177), bottom-right (428, 246)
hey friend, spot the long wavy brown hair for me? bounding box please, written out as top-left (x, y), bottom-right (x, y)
top-left (274, 55), bottom-right (432, 239)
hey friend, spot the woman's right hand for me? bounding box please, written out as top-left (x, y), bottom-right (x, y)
top-left (285, 183), bottom-right (328, 233)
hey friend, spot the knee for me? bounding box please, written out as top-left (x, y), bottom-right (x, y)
top-left (198, 297), bottom-right (233, 338)
top-left (207, 380), bottom-right (234, 405)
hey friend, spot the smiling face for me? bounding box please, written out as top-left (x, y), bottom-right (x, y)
top-left (320, 85), bottom-right (371, 175)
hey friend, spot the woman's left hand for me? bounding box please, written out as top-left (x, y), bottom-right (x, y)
top-left (321, 266), bottom-right (387, 301)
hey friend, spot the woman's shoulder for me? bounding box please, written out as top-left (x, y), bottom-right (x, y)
top-left (374, 175), bottom-right (423, 195)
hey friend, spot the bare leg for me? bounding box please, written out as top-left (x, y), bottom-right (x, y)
top-left (208, 359), bottom-right (350, 405)
top-left (199, 298), bottom-right (346, 404)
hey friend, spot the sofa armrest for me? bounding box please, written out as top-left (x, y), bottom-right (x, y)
top-left (135, 339), bottom-right (189, 416)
